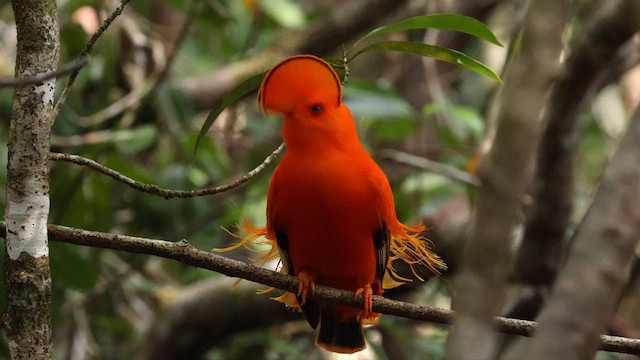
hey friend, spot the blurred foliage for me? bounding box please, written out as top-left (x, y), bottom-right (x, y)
top-left (0, 0), bottom-right (635, 359)
top-left (196, 12), bottom-right (500, 148)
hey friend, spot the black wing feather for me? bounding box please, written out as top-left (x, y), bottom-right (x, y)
top-left (374, 223), bottom-right (390, 285)
top-left (275, 229), bottom-right (321, 329)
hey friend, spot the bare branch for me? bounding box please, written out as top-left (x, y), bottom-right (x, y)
top-left (70, 4), bottom-right (200, 132)
top-left (142, 278), bottom-right (299, 360)
top-left (50, 129), bottom-right (120, 147)
top-left (64, 97), bottom-right (139, 129)
top-left (0, 222), bottom-right (639, 354)
top-left (48, 143), bottom-right (285, 199)
top-left (0, 57), bottom-right (88, 88)
top-left (340, 44), bottom-right (350, 85)
top-left (131, 0), bottom-right (198, 118)
top-left (379, 149), bottom-right (480, 186)
top-left (53, 0), bottom-right (132, 117)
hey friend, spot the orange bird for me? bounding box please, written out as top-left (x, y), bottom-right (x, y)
top-left (222, 55), bottom-right (445, 353)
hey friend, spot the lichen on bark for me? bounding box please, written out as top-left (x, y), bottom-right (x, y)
top-left (3, 0), bottom-right (60, 358)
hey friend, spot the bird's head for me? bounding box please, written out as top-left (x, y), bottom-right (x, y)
top-left (258, 55), bottom-right (342, 117)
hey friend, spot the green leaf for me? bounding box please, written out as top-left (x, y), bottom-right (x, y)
top-left (352, 41), bottom-right (501, 83)
top-left (195, 72), bottom-right (266, 154)
top-left (50, 242), bottom-right (98, 291)
top-left (353, 13), bottom-right (502, 48)
top-left (344, 82), bottom-right (416, 141)
top-left (345, 89), bottom-right (413, 120)
top-left (424, 103), bottom-right (485, 145)
top-left (258, 0), bottom-right (306, 29)
top-left (113, 125), bottom-right (158, 155)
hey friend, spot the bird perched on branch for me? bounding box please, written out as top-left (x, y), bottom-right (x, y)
top-left (219, 54), bottom-right (445, 354)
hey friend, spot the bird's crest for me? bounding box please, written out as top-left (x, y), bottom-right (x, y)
top-left (258, 54), bottom-right (342, 114)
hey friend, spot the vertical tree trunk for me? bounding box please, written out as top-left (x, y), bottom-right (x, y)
top-left (445, 0), bottom-right (569, 358)
top-left (517, 0), bottom-right (640, 285)
top-left (525, 103), bottom-right (640, 359)
top-left (3, 0), bottom-right (59, 358)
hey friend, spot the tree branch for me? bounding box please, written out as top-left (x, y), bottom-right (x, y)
top-left (48, 143), bottom-right (284, 199)
top-left (1, 222), bottom-right (639, 354)
top-left (128, 0), bottom-right (198, 121)
top-left (69, 1), bottom-right (197, 130)
top-left (0, 57), bottom-right (88, 88)
top-left (517, 0), bottom-right (640, 285)
top-left (142, 278), bottom-right (299, 360)
top-left (379, 149), bottom-right (481, 186)
top-left (53, 0), bottom-right (132, 117)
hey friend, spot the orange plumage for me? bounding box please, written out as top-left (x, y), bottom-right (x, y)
top-left (221, 55), bottom-right (445, 354)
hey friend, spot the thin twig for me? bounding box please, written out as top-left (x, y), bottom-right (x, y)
top-left (0, 58), bottom-right (88, 89)
top-left (50, 129), bottom-right (117, 147)
top-left (71, 0), bottom-right (197, 129)
top-left (72, 92), bottom-right (140, 128)
top-left (379, 149), bottom-right (481, 186)
top-left (422, 28), bottom-right (449, 127)
top-left (0, 221), bottom-right (637, 354)
top-left (53, 0), bottom-right (132, 117)
top-left (48, 143), bottom-right (285, 199)
top-left (135, 0), bottom-right (198, 112)
top-left (341, 44), bottom-right (350, 85)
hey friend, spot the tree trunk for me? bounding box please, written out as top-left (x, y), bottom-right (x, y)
top-left (2, 0), bottom-right (59, 358)
top-left (445, 0), bottom-right (569, 358)
top-left (525, 95), bottom-right (640, 360)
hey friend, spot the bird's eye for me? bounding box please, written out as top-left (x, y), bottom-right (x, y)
top-left (310, 104), bottom-right (323, 114)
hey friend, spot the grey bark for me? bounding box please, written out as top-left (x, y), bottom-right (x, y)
top-left (2, 0), bottom-right (59, 358)
top-left (525, 102), bottom-right (640, 359)
top-left (445, 0), bottom-right (569, 358)
top-left (517, 0), bottom-right (640, 285)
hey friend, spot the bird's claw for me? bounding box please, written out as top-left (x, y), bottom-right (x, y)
top-left (297, 272), bottom-right (316, 305)
top-left (355, 285), bottom-right (374, 321)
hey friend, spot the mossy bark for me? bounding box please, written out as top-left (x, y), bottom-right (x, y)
top-left (3, 0), bottom-right (59, 358)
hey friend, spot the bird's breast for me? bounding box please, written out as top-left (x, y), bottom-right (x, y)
top-left (269, 152), bottom-right (381, 286)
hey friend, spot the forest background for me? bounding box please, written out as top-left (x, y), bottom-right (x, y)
top-left (1, 0), bottom-right (640, 359)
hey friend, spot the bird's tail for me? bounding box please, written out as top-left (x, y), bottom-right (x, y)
top-left (315, 310), bottom-right (365, 354)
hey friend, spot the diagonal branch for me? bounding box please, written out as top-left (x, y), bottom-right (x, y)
top-left (379, 149), bottom-right (481, 186)
top-left (0, 222), bottom-right (638, 354)
top-left (0, 57), bottom-right (88, 88)
top-left (53, 0), bottom-right (132, 117)
top-left (73, 0), bottom-right (198, 129)
top-left (49, 143), bottom-right (285, 199)
top-left (126, 0), bottom-right (198, 122)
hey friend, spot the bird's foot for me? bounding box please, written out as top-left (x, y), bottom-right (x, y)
top-left (297, 271), bottom-right (316, 305)
top-left (355, 285), bottom-right (374, 321)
